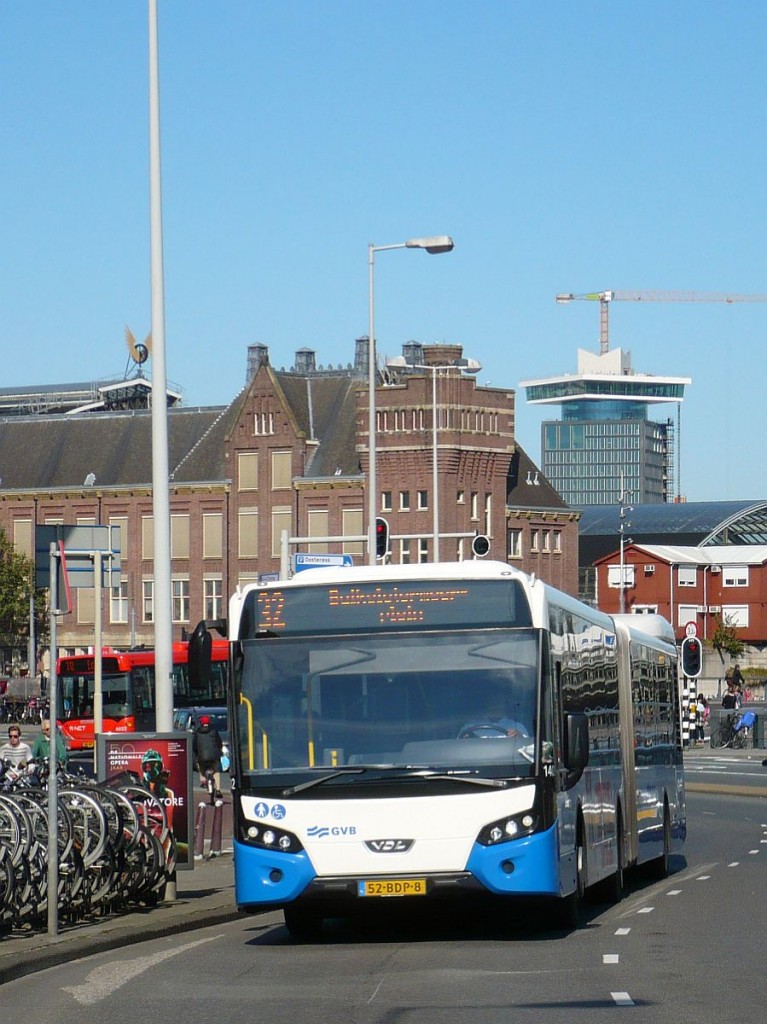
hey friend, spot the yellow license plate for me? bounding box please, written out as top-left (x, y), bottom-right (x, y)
top-left (358, 878), bottom-right (427, 897)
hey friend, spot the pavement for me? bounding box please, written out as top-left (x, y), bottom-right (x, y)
top-left (2, 744), bottom-right (767, 984)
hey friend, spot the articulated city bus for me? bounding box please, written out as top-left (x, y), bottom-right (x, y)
top-left (212, 561), bottom-right (685, 938)
top-left (57, 639), bottom-right (229, 749)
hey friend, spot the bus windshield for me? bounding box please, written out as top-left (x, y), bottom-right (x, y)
top-left (235, 627), bottom-right (543, 782)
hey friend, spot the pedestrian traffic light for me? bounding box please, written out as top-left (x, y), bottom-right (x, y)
top-left (471, 534), bottom-right (490, 557)
top-left (681, 636), bottom-right (703, 678)
top-left (375, 517), bottom-right (389, 560)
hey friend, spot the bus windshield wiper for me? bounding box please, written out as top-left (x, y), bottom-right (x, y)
top-left (388, 769), bottom-right (507, 788)
top-left (282, 765), bottom-right (507, 795)
top-left (282, 768), bottom-right (368, 795)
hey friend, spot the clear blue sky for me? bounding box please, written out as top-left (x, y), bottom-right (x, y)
top-left (2, 1), bottom-right (765, 502)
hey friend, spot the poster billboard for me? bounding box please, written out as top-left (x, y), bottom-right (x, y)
top-left (96, 732), bottom-right (194, 870)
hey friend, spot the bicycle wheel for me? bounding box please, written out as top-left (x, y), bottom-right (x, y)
top-left (709, 725), bottom-right (724, 748)
top-left (59, 788), bottom-right (109, 868)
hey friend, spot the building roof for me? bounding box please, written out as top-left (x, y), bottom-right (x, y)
top-left (578, 500), bottom-right (767, 564)
top-left (520, 347), bottom-right (689, 406)
top-left (596, 543), bottom-right (767, 566)
top-left (0, 405), bottom-right (233, 491)
top-left (506, 446), bottom-right (570, 511)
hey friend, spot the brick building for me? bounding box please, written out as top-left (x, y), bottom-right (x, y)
top-left (0, 341), bottom-right (578, 661)
top-left (593, 542), bottom-right (767, 692)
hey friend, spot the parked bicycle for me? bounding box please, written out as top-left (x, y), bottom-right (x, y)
top-left (709, 709), bottom-right (757, 749)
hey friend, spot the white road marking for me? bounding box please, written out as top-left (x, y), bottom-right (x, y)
top-left (637, 907), bottom-right (654, 914)
top-left (696, 875), bottom-right (711, 880)
top-left (612, 991), bottom-right (635, 1006)
top-left (62, 934), bottom-right (222, 1005)
top-left (615, 927), bottom-right (631, 935)
top-left (749, 849), bottom-right (760, 855)
top-left (728, 862), bottom-right (739, 867)
top-left (667, 889), bottom-right (682, 895)
top-left (603, 954), bottom-right (619, 964)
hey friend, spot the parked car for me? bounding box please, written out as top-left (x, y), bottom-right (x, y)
top-left (172, 706), bottom-right (230, 769)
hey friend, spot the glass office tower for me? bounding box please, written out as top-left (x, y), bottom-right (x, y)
top-left (521, 348), bottom-right (689, 506)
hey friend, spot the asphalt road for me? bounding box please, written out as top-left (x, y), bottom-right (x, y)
top-left (1, 790), bottom-right (765, 1023)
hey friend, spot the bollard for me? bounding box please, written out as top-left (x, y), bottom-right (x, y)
top-left (209, 798), bottom-right (223, 858)
top-left (194, 801), bottom-right (207, 861)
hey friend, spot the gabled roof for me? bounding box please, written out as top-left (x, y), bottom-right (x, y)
top-left (618, 543), bottom-right (767, 566)
top-left (506, 446), bottom-right (571, 511)
top-left (277, 374), bottom-right (361, 477)
top-left (0, 406), bottom-right (231, 490)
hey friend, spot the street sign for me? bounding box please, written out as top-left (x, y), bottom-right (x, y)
top-left (684, 621), bottom-right (698, 638)
top-left (293, 552), bottom-right (354, 573)
top-left (35, 524), bottom-right (121, 589)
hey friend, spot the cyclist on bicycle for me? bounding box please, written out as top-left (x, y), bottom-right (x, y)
top-left (193, 715), bottom-right (223, 798)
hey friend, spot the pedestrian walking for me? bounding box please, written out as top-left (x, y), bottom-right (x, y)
top-left (193, 715), bottom-right (224, 797)
top-left (30, 718), bottom-right (68, 765)
top-left (0, 725), bottom-right (32, 766)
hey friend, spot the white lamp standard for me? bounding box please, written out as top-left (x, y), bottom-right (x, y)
top-left (367, 236), bottom-right (454, 565)
top-left (618, 481), bottom-right (633, 614)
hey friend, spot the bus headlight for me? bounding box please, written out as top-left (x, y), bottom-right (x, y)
top-left (240, 820), bottom-right (304, 853)
top-left (476, 811), bottom-right (537, 846)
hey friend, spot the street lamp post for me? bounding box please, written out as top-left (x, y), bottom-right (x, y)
top-left (618, 483), bottom-right (633, 614)
top-left (367, 236), bottom-right (454, 566)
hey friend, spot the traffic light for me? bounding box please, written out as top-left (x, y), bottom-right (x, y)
top-left (471, 534), bottom-right (490, 558)
top-left (681, 636), bottom-right (703, 678)
top-left (375, 517), bottom-right (389, 560)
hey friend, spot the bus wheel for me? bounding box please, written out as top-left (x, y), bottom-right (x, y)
top-left (283, 904), bottom-right (324, 942)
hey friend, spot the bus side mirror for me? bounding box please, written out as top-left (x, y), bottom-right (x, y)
top-left (189, 621), bottom-right (212, 691)
top-left (564, 712), bottom-right (589, 780)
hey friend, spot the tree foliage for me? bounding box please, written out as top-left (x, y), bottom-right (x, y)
top-left (710, 615), bottom-right (745, 661)
top-left (0, 528), bottom-right (47, 647)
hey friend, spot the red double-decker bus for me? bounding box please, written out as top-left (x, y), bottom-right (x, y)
top-left (56, 639), bottom-right (229, 750)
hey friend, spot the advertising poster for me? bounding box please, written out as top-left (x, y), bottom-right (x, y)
top-left (97, 732), bottom-right (194, 870)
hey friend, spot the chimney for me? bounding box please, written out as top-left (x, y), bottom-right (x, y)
top-left (422, 343), bottom-right (464, 368)
top-left (294, 348), bottom-right (316, 374)
top-left (402, 340), bottom-right (424, 367)
top-left (246, 343), bottom-right (269, 383)
top-left (354, 336), bottom-right (370, 376)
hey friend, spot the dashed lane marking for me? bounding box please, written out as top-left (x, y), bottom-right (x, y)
top-left (612, 992), bottom-right (635, 1007)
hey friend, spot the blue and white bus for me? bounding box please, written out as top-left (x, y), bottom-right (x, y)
top-left (218, 561), bottom-right (685, 938)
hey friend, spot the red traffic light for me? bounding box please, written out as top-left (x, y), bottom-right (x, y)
top-left (681, 636), bottom-right (702, 678)
top-left (375, 517), bottom-right (389, 560)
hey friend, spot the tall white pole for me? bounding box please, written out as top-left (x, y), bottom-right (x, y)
top-left (93, 551), bottom-right (103, 770)
top-left (148, 0), bottom-right (173, 731)
top-left (47, 544), bottom-right (59, 937)
top-left (367, 244), bottom-right (377, 566)
top-left (432, 368), bottom-right (440, 563)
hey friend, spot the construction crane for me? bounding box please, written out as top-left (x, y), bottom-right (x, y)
top-left (555, 289), bottom-right (767, 355)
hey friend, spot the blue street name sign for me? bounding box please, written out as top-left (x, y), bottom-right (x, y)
top-left (293, 552), bottom-right (354, 573)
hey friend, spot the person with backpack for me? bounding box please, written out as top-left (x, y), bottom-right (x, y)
top-left (193, 714), bottom-right (224, 798)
